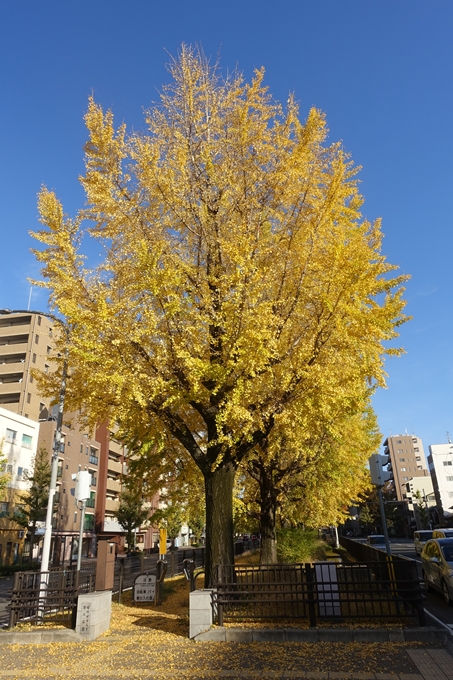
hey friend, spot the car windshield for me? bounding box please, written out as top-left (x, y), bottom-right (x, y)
top-left (369, 536), bottom-right (384, 544)
top-left (442, 545), bottom-right (453, 562)
top-left (417, 532), bottom-right (433, 540)
top-left (443, 531), bottom-right (453, 538)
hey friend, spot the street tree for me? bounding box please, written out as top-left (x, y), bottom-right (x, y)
top-left (13, 447), bottom-right (52, 555)
top-left (115, 487), bottom-right (149, 553)
top-left (32, 46), bottom-right (408, 585)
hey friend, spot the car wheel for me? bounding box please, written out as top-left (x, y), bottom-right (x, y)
top-left (423, 571), bottom-right (433, 592)
top-left (441, 579), bottom-right (453, 605)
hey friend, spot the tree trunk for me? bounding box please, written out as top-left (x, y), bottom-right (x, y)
top-left (259, 480), bottom-right (278, 564)
top-left (204, 461), bottom-right (236, 587)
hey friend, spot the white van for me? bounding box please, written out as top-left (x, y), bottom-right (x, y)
top-left (414, 530), bottom-right (433, 555)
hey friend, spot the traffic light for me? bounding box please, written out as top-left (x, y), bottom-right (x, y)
top-left (369, 453), bottom-right (392, 487)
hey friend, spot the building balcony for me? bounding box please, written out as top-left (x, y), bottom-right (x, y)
top-left (0, 383), bottom-right (21, 397)
top-left (107, 458), bottom-right (122, 475)
top-left (105, 497), bottom-right (119, 513)
top-left (106, 477), bottom-right (121, 494)
top-left (0, 341), bottom-right (29, 354)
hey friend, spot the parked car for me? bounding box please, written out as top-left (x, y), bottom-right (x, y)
top-left (421, 538), bottom-right (453, 604)
top-left (433, 529), bottom-right (453, 539)
top-left (414, 530), bottom-right (434, 555)
top-left (367, 535), bottom-right (386, 550)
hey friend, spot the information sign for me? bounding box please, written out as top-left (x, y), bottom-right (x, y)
top-left (133, 573), bottom-right (157, 602)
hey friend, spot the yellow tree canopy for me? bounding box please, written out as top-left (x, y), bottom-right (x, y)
top-left (31, 46), bottom-right (408, 580)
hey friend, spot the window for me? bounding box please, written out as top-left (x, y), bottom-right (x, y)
top-left (417, 465), bottom-right (423, 470)
top-left (17, 467), bottom-right (23, 477)
top-left (67, 441), bottom-right (70, 446)
top-left (48, 327), bottom-right (52, 337)
top-left (26, 392), bottom-right (31, 404)
top-left (80, 444), bottom-right (83, 453)
top-left (414, 447), bottom-right (419, 452)
top-left (90, 473), bottom-right (97, 487)
top-left (401, 467), bottom-right (406, 471)
top-left (44, 364), bottom-right (49, 374)
top-left (29, 374), bottom-right (33, 384)
top-left (443, 461), bottom-right (453, 466)
top-left (46, 346), bottom-right (51, 354)
top-left (22, 434), bottom-right (32, 448)
top-left (23, 468), bottom-right (28, 478)
top-left (402, 476), bottom-right (408, 481)
top-left (84, 514), bottom-right (95, 531)
top-left (397, 440), bottom-right (402, 444)
top-left (74, 512), bottom-right (77, 524)
top-left (37, 316), bottom-right (41, 326)
top-left (63, 488), bottom-right (66, 493)
top-left (35, 334), bottom-right (39, 344)
top-left (0, 502), bottom-right (9, 516)
top-left (89, 448), bottom-right (99, 465)
top-left (32, 353), bottom-right (36, 363)
top-left (6, 428), bottom-right (16, 442)
top-left (399, 458), bottom-right (405, 462)
top-left (449, 492), bottom-right (453, 498)
top-left (446, 476), bottom-right (453, 482)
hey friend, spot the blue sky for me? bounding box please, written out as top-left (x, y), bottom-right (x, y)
top-left (0, 1), bottom-right (451, 453)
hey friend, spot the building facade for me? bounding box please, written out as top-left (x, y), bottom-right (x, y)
top-left (0, 406), bottom-right (39, 563)
top-left (0, 312), bottom-right (54, 420)
top-left (383, 434), bottom-right (430, 502)
top-left (428, 442), bottom-right (453, 525)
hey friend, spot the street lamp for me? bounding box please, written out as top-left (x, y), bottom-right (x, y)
top-left (0, 308), bottom-right (68, 574)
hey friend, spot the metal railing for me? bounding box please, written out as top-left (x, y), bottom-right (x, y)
top-left (8, 569), bottom-right (95, 628)
top-left (5, 540), bottom-right (260, 626)
top-left (213, 558), bottom-right (425, 627)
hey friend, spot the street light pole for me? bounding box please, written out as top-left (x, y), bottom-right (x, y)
top-left (0, 308), bottom-right (68, 573)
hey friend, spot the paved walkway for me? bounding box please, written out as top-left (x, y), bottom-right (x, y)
top-left (0, 626), bottom-right (451, 680)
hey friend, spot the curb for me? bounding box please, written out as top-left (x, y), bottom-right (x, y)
top-left (194, 626), bottom-right (448, 644)
top-left (0, 629), bottom-right (84, 645)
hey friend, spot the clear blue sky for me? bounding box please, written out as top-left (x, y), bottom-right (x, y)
top-left (0, 1), bottom-right (451, 453)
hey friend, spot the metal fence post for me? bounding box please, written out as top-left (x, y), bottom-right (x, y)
top-left (305, 563), bottom-right (317, 628)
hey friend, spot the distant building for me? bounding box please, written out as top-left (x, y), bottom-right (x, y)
top-left (383, 434), bottom-right (429, 502)
top-left (0, 406), bottom-right (39, 563)
top-left (428, 442), bottom-right (453, 525)
top-left (0, 312), bottom-right (54, 420)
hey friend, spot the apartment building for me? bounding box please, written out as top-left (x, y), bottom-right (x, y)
top-left (0, 407), bottom-right (39, 563)
top-left (383, 434), bottom-right (430, 502)
top-left (37, 419), bottom-right (101, 564)
top-left (0, 312), bottom-right (54, 420)
top-left (428, 442), bottom-right (453, 525)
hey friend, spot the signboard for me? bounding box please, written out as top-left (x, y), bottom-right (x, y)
top-left (133, 573), bottom-right (156, 602)
top-left (315, 563), bottom-right (341, 617)
top-left (159, 528), bottom-right (167, 555)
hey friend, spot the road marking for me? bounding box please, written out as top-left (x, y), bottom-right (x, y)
top-left (424, 607), bottom-right (453, 636)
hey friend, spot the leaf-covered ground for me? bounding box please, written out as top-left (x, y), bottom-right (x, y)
top-left (0, 574), bottom-right (442, 679)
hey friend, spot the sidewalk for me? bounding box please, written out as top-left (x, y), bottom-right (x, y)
top-left (0, 583), bottom-right (451, 680)
top-left (0, 613), bottom-right (451, 680)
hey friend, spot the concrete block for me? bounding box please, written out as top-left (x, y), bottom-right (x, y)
top-left (13, 632), bottom-right (43, 644)
top-left (195, 627), bottom-right (227, 642)
top-left (189, 589), bottom-right (215, 639)
top-left (285, 628), bottom-right (318, 642)
top-left (75, 590), bottom-right (112, 641)
top-left (317, 629), bottom-right (353, 642)
top-left (353, 629), bottom-right (389, 642)
top-left (253, 628), bottom-right (286, 642)
top-left (403, 627), bottom-right (446, 643)
top-left (225, 628), bottom-right (253, 642)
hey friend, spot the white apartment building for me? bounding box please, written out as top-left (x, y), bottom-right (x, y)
top-left (0, 406), bottom-right (39, 562)
top-left (428, 442), bottom-right (453, 521)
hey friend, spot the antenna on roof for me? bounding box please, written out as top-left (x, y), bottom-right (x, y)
top-left (27, 286), bottom-right (32, 311)
top-left (447, 431), bottom-right (451, 444)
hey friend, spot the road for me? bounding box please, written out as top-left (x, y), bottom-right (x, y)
top-left (389, 538), bottom-right (453, 632)
top-left (354, 537), bottom-right (453, 632)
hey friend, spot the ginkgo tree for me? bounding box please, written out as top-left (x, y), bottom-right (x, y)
top-left (31, 45), bottom-right (408, 585)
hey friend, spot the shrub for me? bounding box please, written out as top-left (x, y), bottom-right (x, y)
top-left (276, 527), bottom-right (325, 563)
